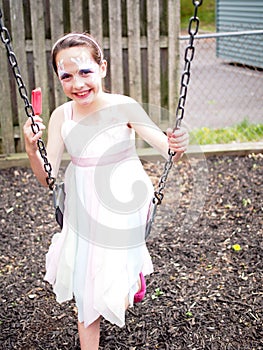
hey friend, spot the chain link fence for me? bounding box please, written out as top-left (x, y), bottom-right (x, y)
top-left (180, 30), bottom-right (263, 142)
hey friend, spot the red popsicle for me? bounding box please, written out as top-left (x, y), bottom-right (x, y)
top-left (31, 87), bottom-right (42, 115)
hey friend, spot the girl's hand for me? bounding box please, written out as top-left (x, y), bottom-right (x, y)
top-left (166, 127), bottom-right (189, 162)
top-left (23, 116), bottom-right (46, 155)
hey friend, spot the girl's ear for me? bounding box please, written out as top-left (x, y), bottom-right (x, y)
top-left (100, 59), bottom-right (107, 78)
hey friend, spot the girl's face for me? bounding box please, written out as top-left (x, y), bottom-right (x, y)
top-left (55, 46), bottom-right (106, 106)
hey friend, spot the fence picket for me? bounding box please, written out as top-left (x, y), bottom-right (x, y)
top-left (70, 0), bottom-right (84, 32)
top-left (147, 0), bottom-right (161, 124)
top-left (127, 0), bottom-right (142, 103)
top-left (168, 0), bottom-right (180, 123)
top-left (9, 0), bottom-right (28, 151)
top-left (50, 0), bottom-right (67, 108)
top-left (108, 0), bottom-right (123, 94)
top-left (30, 0), bottom-right (50, 130)
top-left (0, 0), bottom-right (14, 154)
top-left (88, 0), bottom-right (103, 47)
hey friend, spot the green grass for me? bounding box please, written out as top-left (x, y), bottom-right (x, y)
top-left (190, 119), bottom-right (263, 145)
top-left (181, 0), bottom-right (216, 32)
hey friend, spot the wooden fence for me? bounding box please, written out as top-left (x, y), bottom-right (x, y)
top-left (0, 0), bottom-right (180, 155)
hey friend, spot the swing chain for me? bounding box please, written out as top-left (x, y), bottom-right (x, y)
top-left (174, 0), bottom-right (202, 131)
top-left (0, 8), bottom-right (55, 190)
top-left (145, 0), bottom-right (202, 238)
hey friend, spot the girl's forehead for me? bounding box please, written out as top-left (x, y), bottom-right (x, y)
top-left (56, 47), bottom-right (95, 65)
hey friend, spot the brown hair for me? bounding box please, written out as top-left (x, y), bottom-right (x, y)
top-left (51, 33), bottom-right (104, 75)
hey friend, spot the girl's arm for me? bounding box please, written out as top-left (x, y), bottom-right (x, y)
top-left (23, 106), bottom-right (65, 186)
top-left (126, 99), bottom-right (188, 161)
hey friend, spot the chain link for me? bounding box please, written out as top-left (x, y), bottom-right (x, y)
top-left (145, 0), bottom-right (202, 238)
top-left (0, 8), bottom-right (55, 190)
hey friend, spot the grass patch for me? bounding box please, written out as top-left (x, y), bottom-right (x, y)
top-left (190, 119), bottom-right (263, 145)
top-left (181, 0), bottom-right (215, 32)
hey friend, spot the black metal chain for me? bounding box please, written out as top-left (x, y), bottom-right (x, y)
top-left (0, 8), bottom-right (55, 190)
top-left (145, 0), bottom-right (202, 238)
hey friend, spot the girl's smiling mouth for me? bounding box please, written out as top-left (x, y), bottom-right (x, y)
top-left (74, 90), bottom-right (92, 98)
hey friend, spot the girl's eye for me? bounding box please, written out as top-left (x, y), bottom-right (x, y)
top-left (60, 73), bottom-right (71, 80)
top-left (79, 68), bottom-right (93, 76)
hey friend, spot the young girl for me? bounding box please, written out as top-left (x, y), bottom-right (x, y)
top-left (23, 33), bottom-right (188, 349)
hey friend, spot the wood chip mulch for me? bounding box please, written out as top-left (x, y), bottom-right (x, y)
top-left (0, 154), bottom-right (262, 350)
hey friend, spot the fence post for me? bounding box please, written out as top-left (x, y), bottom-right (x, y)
top-left (108, 0), bottom-right (124, 94)
top-left (147, 0), bottom-right (161, 124)
top-left (0, 0), bottom-right (15, 154)
top-left (70, 0), bottom-right (84, 32)
top-left (30, 0), bottom-right (50, 134)
top-left (127, 0), bottom-right (142, 103)
top-left (168, 0), bottom-right (180, 123)
top-left (50, 0), bottom-right (67, 108)
top-left (89, 0), bottom-right (103, 47)
top-left (9, 0), bottom-right (28, 152)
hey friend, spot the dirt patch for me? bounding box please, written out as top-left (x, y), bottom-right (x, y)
top-left (0, 154), bottom-right (262, 349)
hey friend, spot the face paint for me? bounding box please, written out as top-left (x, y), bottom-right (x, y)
top-left (57, 59), bottom-right (67, 80)
top-left (56, 49), bottom-right (102, 85)
top-left (70, 53), bottom-right (98, 72)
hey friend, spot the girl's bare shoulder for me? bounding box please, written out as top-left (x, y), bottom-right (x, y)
top-left (49, 102), bottom-right (70, 125)
top-left (104, 93), bottom-right (137, 105)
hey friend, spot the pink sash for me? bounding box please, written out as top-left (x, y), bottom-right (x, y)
top-left (71, 145), bottom-right (135, 167)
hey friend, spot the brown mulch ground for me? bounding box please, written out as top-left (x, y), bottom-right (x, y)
top-left (0, 154), bottom-right (262, 350)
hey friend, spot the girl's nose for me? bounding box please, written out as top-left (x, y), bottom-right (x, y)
top-left (73, 75), bottom-right (85, 88)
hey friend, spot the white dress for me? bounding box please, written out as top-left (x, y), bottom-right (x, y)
top-left (44, 101), bottom-right (154, 327)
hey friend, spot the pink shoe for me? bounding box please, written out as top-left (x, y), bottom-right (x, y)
top-left (134, 272), bottom-right (146, 303)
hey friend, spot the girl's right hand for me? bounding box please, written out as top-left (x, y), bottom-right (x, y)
top-left (23, 116), bottom-right (46, 154)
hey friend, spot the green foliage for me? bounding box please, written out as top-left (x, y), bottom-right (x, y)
top-left (242, 198), bottom-right (251, 207)
top-left (151, 287), bottom-right (164, 300)
top-left (185, 311), bottom-right (193, 318)
top-left (181, 0), bottom-right (215, 32)
top-left (190, 119), bottom-right (263, 145)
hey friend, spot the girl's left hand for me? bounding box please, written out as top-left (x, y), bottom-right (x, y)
top-left (166, 127), bottom-right (189, 162)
